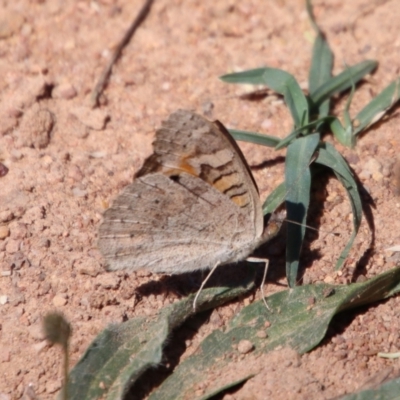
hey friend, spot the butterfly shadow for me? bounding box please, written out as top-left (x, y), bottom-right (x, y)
top-left (128, 234), bottom-right (289, 400)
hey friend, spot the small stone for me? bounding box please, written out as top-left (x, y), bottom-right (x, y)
top-left (46, 380), bottom-right (61, 394)
top-left (18, 107), bottom-right (54, 149)
top-left (28, 324), bottom-right (46, 340)
top-left (1, 349), bottom-right (11, 363)
top-left (324, 275), bottom-right (334, 284)
top-left (97, 274), bottom-right (120, 290)
top-left (72, 187), bottom-right (87, 197)
top-left (0, 10), bottom-right (24, 39)
top-left (0, 163), bottom-right (8, 177)
top-left (52, 82), bottom-right (77, 99)
top-left (75, 258), bottom-right (100, 277)
top-left (256, 330), bottom-right (267, 338)
top-left (5, 239), bottom-right (20, 254)
top-left (237, 339), bottom-right (254, 354)
top-left (0, 295), bottom-right (8, 305)
top-left (0, 211), bottom-right (14, 223)
top-left (0, 226), bottom-right (9, 239)
top-left (70, 106), bottom-right (109, 130)
top-left (52, 295), bottom-right (67, 307)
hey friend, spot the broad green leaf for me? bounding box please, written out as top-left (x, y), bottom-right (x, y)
top-left (315, 143), bottom-right (362, 269)
top-left (221, 67), bottom-right (309, 128)
top-left (353, 77), bottom-right (400, 135)
top-left (339, 376), bottom-right (400, 400)
top-left (229, 129), bottom-right (280, 147)
top-left (149, 267), bottom-right (400, 400)
top-left (67, 275), bottom-right (256, 400)
top-left (285, 133), bottom-right (320, 287)
top-left (311, 60), bottom-right (377, 106)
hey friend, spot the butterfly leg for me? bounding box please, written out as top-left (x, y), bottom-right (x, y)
top-left (246, 257), bottom-right (272, 312)
top-left (193, 261), bottom-right (220, 311)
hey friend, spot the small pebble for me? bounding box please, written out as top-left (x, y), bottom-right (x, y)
top-left (237, 339), bottom-right (254, 354)
top-left (256, 330), bottom-right (268, 338)
top-left (0, 10), bottom-right (24, 39)
top-left (52, 295), bottom-right (67, 307)
top-left (70, 106), bottom-right (109, 130)
top-left (0, 163), bottom-right (8, 177)
top-left (0, 225), bottom-right (10, 239)
top-left (18, 107), bottom-right (54, 149)
top-left (52, 82), bottom-right (77, 99)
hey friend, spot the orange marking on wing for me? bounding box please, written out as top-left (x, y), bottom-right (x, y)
top-left (231, 194), bottom-right (249, 208)
top-left (161, 155), bottom-right (199, 177)
top-left (177, 156), bottom-right (198, 176)
top-left (212, 173), bottom-right (240, 194)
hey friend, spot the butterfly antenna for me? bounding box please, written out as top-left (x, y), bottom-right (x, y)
top-left (285, 219), bottom-right (340, 236)
top-left (193, 262), bottom-right (220, 311)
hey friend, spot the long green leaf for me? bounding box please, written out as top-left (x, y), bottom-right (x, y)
top-left (307, 0), bottom-right (333, 119)
top-left (315, 143), bottom-right (362, 269)
top-left (221, 67), bottom-right (309, 128)
top-left (285, 133), bottom-right (320, 287)
top-left (148, 267), bottom-right (400, 400)
top-left (311, 60), bottom-right (377, 106)
top-left (229, 129), bottom-right (280, 147)
top-left (353, 77), bottom-right (400, 135)
top-left (309, 34), bottom-right (333, 119)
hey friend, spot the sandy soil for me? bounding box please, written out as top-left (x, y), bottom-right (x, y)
top-left (1, 0), bottom-right (400, 398)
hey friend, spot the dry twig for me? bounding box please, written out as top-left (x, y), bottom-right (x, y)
top-left (90, 0), bottom-right (155, 108)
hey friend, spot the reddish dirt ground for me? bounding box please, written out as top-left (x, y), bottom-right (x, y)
top-left (1, 0), bottom-right (400, 399)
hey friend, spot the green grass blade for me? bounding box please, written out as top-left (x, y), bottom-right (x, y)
top-left (220, 67), bottom-right (273, 85)
top-left (307, 0), bottom-right (333, 95)
top-left (315, 143), bottom-right (362, 269)
top-left (229, 129), bottom-right (280, 147)
top-left (330, 117), bottom-right (353, 148)
top-left (262, 182), bottom-right (286, 215)
top-left (285, 133), bottom-right (320, 287)
top-left (307, 0), bottom-right (333, 119)
top-left (353, 77), bottom-right (400, 135)
top-left (331, 78), bottom-right (357, 148)
top-left (309, 33), bottom-right (333, 119)
top-left (311, 60), bottom-right (378, 106)
top-left (275, 116), bottom-right (333, 149)
top-left (148, 268), bottom-right (400, 400)
top-left (221, 68), bottom-right (309, 128)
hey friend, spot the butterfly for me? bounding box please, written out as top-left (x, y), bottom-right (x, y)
top-left (98, 110), bottom-right (273, 275)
